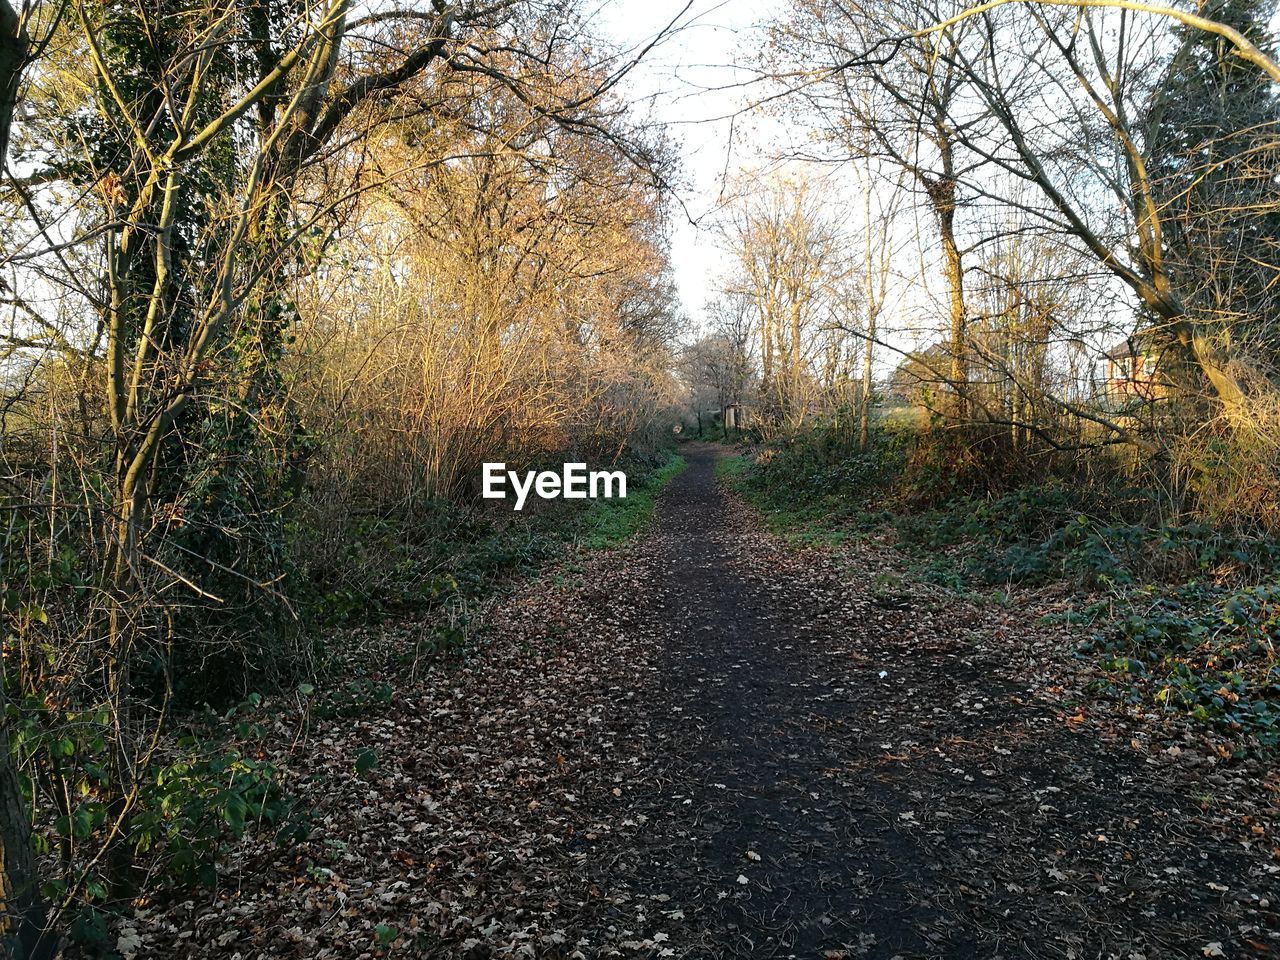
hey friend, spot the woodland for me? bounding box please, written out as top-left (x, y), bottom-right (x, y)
top-left (0, 0), bottom-right (1278, 956)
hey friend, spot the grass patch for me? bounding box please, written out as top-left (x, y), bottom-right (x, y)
top-left (577, 453), bottom-right (686, 550)
top-left (715, 442), bottom-right (895, 546)
top-left (1083, 581), bottom-right (1280, 748)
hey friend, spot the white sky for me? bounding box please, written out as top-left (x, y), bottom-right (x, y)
top-left (592, 0), bottom-right (781, 331)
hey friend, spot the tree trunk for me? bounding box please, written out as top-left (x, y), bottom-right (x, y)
top-left (859, 171), bottom-right (877, 451)
top-left (0, 5), bottom-right (55, 955)
top-left (936, 197), bottom-right (966, 420)
top-left (789, 301), bottom-right (802, 426)
top-left (928, 128), bottom-right (967, 421)
top-left (859, 306), bottom-right (876, 451)
top-left (0, 0), bottom-right (21, 160)
top-left (0, 714), bottom-right (54, 960)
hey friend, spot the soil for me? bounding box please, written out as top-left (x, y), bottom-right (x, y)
top-left (130, 442), bottom-right (1280, 960)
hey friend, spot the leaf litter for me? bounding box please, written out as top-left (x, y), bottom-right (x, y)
top-left (108, 445), bottom-right (1278, 958)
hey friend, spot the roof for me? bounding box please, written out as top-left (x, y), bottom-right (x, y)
top-left (1104, 335), bottom-right (1153, 361)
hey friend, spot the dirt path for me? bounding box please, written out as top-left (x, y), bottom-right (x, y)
top-left (143, 442), bottom-right (1279, 960)
top-left (587, 443), bottom-right (1277, 958)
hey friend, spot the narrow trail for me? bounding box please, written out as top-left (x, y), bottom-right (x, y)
top-left (586, 443), bottom-right (1275, 959)
top-left (148, 442), bottom-right (1278, 960)
top-left (620, 442), bottom-right (962, 956)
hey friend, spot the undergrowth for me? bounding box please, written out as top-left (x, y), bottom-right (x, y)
top-left (19, 449), bottom-right (686, 943)
top-left (304, 449), bottom-right (685, 630)
top-left (720, 425), bottom-right (1280, 751)
top-left (578, 453), bottom-right (686, 550)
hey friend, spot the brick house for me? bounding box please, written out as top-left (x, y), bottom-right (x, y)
top-left (1103, 336), bottom-right (1168, 402)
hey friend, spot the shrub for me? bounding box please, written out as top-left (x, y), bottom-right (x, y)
top-left (729, 423), bottom-right (1280, 745)
top-left (10, 693), bottom-right (300, 905)
top-left (1092, 582), bottom-right (1280, 747)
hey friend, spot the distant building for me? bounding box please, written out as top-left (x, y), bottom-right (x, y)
top-left (1103, 336), bottom-right (1168, 402)
top-left (689, 402), bottom-right (750, 437)
top-left (888, 343), bottom-right (951, 404)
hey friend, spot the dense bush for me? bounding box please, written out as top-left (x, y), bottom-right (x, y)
top-left (9, 693), bottom-right (298, 915)
top-left (896, 491), bottom-right (1280, 589)
top-left (300, 450), bottom-right (685, 629)
top-left (716, 424), bottom-right (905, 539)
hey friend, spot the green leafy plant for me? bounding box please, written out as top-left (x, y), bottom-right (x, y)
top-left (8, 692), bottom-right (301, 902)
top-left (1095, 582), bottom-right (1280, 747)
top-left (355, 748), bottom-right (378, 778)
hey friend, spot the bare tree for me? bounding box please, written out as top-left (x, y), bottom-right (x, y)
top-left (720, 171), bottom-right (857, 432)
top-left (855, 165), bottom-right (907, 448)
top-left (0, 0), bottom-right (684, 934)
top-left (774, 0), bottom-right (991, 419)
top-left (0, 0), bottom-right (59, 951)
top-left (934, 4), bottom-right (1279, 438)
